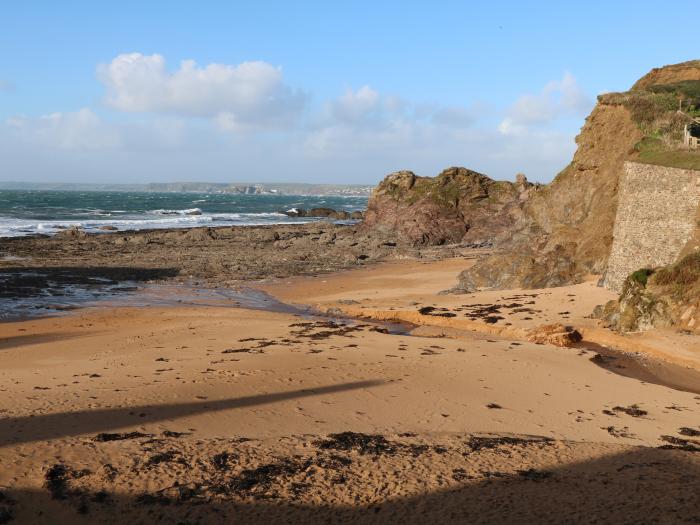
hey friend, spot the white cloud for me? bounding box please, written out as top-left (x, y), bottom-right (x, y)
top-left (98, 53), bottom-right (307, 129)
top-left (304, 85), bottom-right (483, 158)
top-left (2, 66), bottom-right (590, 184)
top-left (6, 108), bottom-right (121, 151)
top-left (499, 72), bottom-right (591, 135)
top-left (331, 85), bottom-right (381, 123)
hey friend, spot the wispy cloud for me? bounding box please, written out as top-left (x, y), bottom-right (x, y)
top-left (498, 72), bottom-right (592, 136)
top-left (1, 55), bottom-right (589, 183)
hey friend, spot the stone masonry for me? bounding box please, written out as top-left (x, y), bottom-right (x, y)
top-left (604, 161), bottom-right (700, 292)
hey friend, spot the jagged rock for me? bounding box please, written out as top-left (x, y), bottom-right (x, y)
top-left (257, 230), bottom-right (280, 243)
top-left (55, 226), bottom-right (88, 239)
top-left (308, 207), bottom-right (337, 217)
top-left (183, 227), bottom-right (217, 242)
top-left (526, 324), bottom-right (582, 347)
top-left (456, 243), bottom-right (584, 292)
top-left (98, 225), bottom-right (118, 231)
top-left (597, 252), bottom-right (700, 333)
top-left (281, 207), bottom-right (358, 220)
top-left (362, 167), bottom-right (534, 246)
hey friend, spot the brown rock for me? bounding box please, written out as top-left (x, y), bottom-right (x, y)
top-left (55, 226), bottom-right (88, 239)
top-left (456, 243), bottom-right (584, 292)
top-left (526, 324), bottom-right (582, 347)
top-left (363, 167), bottom-right (533, 246)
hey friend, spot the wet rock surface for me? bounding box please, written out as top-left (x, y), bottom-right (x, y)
top-left (0, 223), bottom-right (456, 303)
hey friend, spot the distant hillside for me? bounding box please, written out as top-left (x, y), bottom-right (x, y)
top-left (0, 181), bottom-right (373, 196)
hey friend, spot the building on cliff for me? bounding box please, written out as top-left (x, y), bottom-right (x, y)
top-left (684, 121), bottom-right (700, 149)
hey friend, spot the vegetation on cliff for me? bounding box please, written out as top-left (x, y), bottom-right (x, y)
top-left (596, 252), bottom-right (700, 333)
top-left (456, 60), bottom-right (700, 294)
top-left (599, 77), bottom-right (700, 170)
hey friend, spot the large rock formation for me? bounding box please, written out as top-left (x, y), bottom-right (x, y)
top-left (457, 60), bottom-right (700, 292)
top-left (362, 167), bottom-right (533, 246)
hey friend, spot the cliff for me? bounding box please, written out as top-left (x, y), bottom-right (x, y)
top-left (457, 60), bottom-right (700, 292)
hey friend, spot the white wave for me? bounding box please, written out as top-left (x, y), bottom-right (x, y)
top-left (0, 210), bottom-right (333, 238)
top-left (148, 208), bottom-right (202, 216)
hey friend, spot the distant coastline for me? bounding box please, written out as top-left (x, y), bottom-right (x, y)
top-left (0, 181), bottom-right (374, 196)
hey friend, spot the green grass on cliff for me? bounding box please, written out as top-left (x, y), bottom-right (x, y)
top-left (636, 148), bottom-right (700, 170)
top-left (630, 268), bottom-right (654, 287)
top-left (600, 80), bottom-right (700, 171)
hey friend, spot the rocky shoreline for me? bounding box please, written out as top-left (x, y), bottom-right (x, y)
top-left (0, 222), bottom-right (470, 303)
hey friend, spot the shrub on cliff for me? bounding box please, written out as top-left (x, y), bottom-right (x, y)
top-left (597, 254), bottom-right (700, 333)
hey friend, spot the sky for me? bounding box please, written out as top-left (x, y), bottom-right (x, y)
top-left (1, 1), bottom-right (699, 185)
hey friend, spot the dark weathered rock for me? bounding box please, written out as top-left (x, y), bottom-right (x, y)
top-left (281, 208), bottom-right (360, 220)
top-left (362, 167), bottom-right (533, 246)
top-left (0, 223), bottom-right (454, 293)
top-left (455, 243), bottom-right (584, 292)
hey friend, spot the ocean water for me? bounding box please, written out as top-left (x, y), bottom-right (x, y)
top-left (0, 190), bottom-right (368, 238)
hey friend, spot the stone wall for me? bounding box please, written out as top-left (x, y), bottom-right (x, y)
top-left (604, 162), bottom-right (700, 291)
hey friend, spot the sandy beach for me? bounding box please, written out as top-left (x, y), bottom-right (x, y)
top-left (2, 248), bottom-right (700, 523)
top-left (4, 11), bottom-right (700, 524)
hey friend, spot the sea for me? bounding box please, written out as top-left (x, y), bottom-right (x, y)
top-left (0, 190), bottom-right (368, 238)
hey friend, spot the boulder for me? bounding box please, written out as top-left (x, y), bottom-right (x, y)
top-left (183, 227), bottom-right (218, 242)
top-left (257, 229), bottom-right (280, 243)
top-left (455, 243), bottom-right (584, 292)
top-left (307, 207), bottom-right (337, 217)
top-left (55, 226), bottom-right (88, 239)
top-left (526, 324), bottom-right (582, 347)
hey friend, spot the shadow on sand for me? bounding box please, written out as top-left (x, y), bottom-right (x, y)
top-left (1, 445), bottom-right (699, 524)
top-left (0, 380), bottom-right (386, 446)
top-left (0, 332), bottom-right (96, 351)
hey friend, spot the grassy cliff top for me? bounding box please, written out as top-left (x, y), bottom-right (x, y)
top-left (598, 75), bottom-right (700, 171)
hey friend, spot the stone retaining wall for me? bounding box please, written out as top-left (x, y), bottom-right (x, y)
top-left (604, 161), bottom-right (700, 291)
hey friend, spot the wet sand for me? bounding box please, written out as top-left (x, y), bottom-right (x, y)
top-left (2, 256), bottom-right (700, 523)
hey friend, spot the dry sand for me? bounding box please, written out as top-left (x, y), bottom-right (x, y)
top-left (2, 257), bottom-right (700, 523)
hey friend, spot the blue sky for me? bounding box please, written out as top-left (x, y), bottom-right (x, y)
top-left (1, 1), bottom-right (698, 184)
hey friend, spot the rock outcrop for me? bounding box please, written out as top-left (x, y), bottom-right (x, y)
top-left (455, 243), bottom-right (583, 292)
top-left (526, 323), bottom-right (582, 347)
top-left (283, 208), bottom-right (363, 220)
top-left (458, 60), bottom-right (700, 292)
top-left (362, 167), bottom-right (533, 246)
top-left (595, 252), bottom-right (700, 333)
